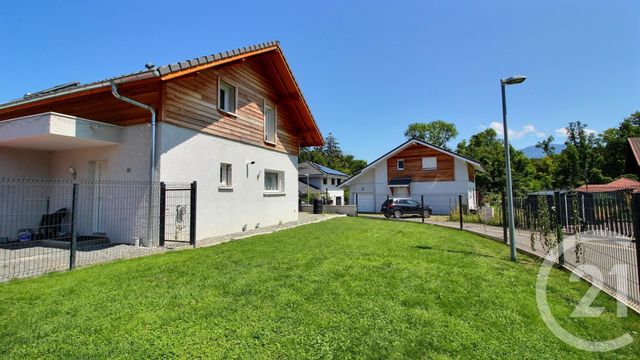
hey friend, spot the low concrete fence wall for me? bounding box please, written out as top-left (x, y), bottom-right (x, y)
top-left (299, 204), bottom-right (357, 216)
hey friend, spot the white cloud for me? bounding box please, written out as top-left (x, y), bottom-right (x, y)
top-left (489, 122), bottom-right (546, 139)
top-left (554, 127), bottom-right (597, 138)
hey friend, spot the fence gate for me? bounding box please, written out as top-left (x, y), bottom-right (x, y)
top-left (159, 181), bottom-right (197, 247)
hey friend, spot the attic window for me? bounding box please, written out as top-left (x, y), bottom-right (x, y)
top-left (422, 157), bottom-right (437, 170)
top-left (397, 159), bottom-right (405, 171)
top-left (218, 78), bottom-right (237, 115)
top-left (264, 102), bottom-right (277, 144)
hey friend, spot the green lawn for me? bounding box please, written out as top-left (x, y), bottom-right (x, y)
top-left (1, 217), bottom-right (638, 359)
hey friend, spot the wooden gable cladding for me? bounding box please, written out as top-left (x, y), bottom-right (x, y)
top-left (0, 80), bottom-right (162, 126)
top-left (387, 144), bottom-right (455, 182)
top-left (467, 164), bottom-right (475, 182)
top-left (162, 58), bottom-right (300, 155)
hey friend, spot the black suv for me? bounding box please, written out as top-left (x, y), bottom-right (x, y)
top-left (381, 198), bottom-right (432, 219)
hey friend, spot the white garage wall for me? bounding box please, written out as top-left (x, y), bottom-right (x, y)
top-left (158, 123), bottom-right (298, 240)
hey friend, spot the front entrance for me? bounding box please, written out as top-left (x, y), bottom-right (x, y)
top-left (89, 160), bottom-right (107, 233)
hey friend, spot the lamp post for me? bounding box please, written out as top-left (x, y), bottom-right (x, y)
top-left (500, 75), bottom-right (526, 262)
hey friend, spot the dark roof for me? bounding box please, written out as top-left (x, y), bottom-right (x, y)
top-left (299, 178), bottom-right (321, 190)
top-left (388, 178), bottom-right (412, 186)
top-left (306, 162), bottom-right (349, 177)
top-left (0, 41), bottom-right (280, 110)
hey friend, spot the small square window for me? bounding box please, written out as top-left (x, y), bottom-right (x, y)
top-left (264, 103), bottom-right (277, 144)
top-left (397, 159), bottom-right (405, 170)
top-left (264, 170), bottom-right (284, 192)
top-left (422, 157), bottom-right (437, 170)
top-left (218, 79), bottom-right (237, 114)
top-left (220, 163), bottom-right (232, 187)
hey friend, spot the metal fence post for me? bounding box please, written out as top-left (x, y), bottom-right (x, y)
top-left (355, 193), bottom-right (358, 216)
top-left (69, 183), bottom-right (78, 270)
top-left (554, 190), bottom-right (565, 265)
top-left (421, 194), bottom-right (425, 224)
top-left (190, 181), bottom-right (197, 247)
top-left (458, 194), bottom-right (463, 230)
top-left (159, 182), bottom-right (166, 247)
top-left (501, 191), bottom-right (507, 243)
top-left (632, 193), bottom-right (640, 296)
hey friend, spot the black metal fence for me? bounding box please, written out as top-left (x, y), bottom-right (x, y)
top-left (159, 182), bottom-right (197, 247)
top-left (445, 189), bottom-right (640, 311)
top-left (0, 178), bottom-right (195, 281)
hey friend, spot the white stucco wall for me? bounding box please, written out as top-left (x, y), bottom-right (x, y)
top-left (158, 123), bottom-right (299, 240)
top-left (48, 124), bottom-right (150, 181)
top-left (0, 147), bottom-right (51, 178)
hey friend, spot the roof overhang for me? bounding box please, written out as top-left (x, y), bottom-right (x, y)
top-left (0, 41), bottom-right (323, 147)
top-left (340, 138), bottom-right (484, 188)
top-left (0, 112), bottom-right (122, 151)
top-left (388, 178), bottom-right (412, 187)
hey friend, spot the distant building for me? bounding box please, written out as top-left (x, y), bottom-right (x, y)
top-left (298, 162), bottom-right (349, 205)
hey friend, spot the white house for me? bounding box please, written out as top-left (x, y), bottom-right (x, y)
top-left (0, 41), bottom-right (324, 245)
top-left (298, 161), bottom-right (349, 205)
top-left (340, 139), bottom-right (483, 214)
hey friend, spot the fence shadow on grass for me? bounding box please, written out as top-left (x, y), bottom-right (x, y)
top-left (413, 244), bottom-right (516, 263)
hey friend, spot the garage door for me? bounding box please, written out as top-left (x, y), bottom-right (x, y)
top-left (355, 193), bottom-right (375, 213)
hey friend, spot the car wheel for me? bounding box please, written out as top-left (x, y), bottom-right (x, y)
top-left (423, 210), bottom-right (430, 218)
top-left (393, 210), bottom-right (402, 218)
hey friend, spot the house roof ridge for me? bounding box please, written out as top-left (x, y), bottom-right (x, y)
top-left (0, 40), bottom-right (281, 110)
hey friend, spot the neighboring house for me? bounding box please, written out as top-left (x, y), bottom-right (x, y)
top-left (576, 177), bottom-right (640, 193)
top-left (340, 138), bottom-right (483, 214)
top-left (0, 41), bottom-right (323, 243)
top-left (298, 161), bottom-right (349, 205)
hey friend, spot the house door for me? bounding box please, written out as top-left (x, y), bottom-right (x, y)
top-left (89, 160), bottom-right (107, 233)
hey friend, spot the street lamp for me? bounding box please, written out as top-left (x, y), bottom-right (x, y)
top-left (501, 75), bottom-right (526, 261)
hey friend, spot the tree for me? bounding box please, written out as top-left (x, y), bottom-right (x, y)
top-left (299, 133), bottom-right (367, 176)
top-left (456, 128), bottom-right (536, 199)
top-left (535, 135), bottom-right (556, 158)
top-left (555, 121), bottom-right (608, 188)
top-left (404, 120), bottom-right (458, 150)
top-left (599, 111), bottom-right (640, 178)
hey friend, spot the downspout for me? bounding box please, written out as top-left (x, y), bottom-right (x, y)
top-left (110, 80), bottom-right (159, 246)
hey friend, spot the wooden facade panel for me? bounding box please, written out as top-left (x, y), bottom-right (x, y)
top-left (467, 164), bottom-right (475, 182)
top-left (163, 59), bottom-right (300, 155)
top-left (387, 144), bottom-right (455, 182)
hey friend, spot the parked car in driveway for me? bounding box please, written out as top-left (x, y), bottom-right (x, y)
top-left (381, 198), bottom-right (432, 219)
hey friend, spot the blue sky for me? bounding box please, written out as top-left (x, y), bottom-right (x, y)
top-left (1, 0), bottom-right (638, 162)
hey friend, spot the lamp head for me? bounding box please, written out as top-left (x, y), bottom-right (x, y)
top-left (501, 75), bottom-right (526, 85)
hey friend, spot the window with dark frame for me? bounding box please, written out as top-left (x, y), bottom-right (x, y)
top-left (331, 178), bottom-right (336, 185)
top-left (397, 159), bottom-right (405, 170)
top-left (220, 163), bottom-right (232, 187)
top-left (323, 178), bottom-right (327, 185)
